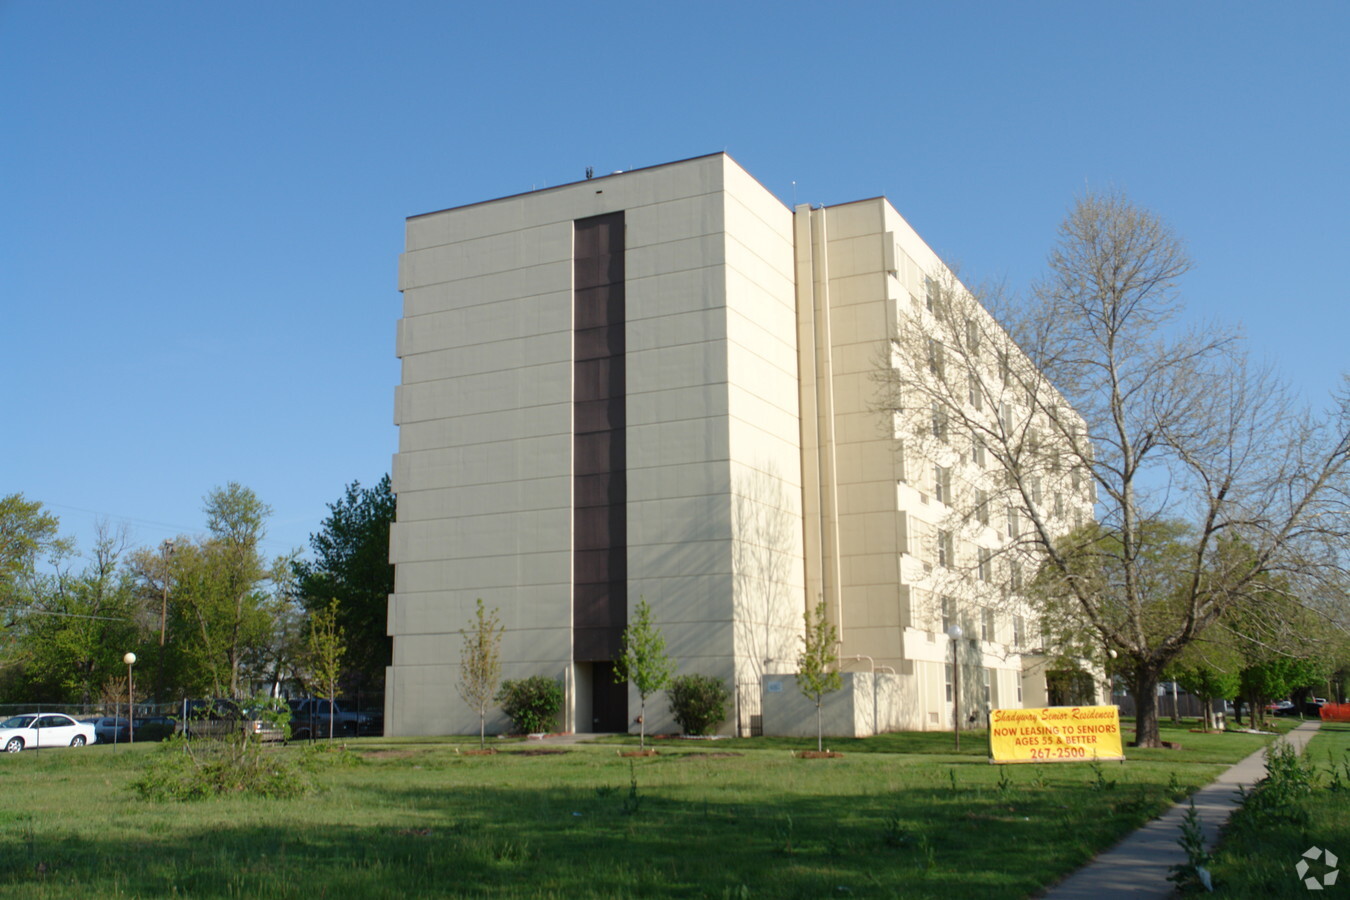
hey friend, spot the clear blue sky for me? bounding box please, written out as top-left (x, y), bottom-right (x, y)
top-left (3, 1), bottom-right (1346, 563)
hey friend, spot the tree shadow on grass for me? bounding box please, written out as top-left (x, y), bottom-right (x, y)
top-left (0, 749), bottom-right (1226, 900)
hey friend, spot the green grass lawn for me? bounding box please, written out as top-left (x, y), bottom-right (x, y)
top-left (0, 721), bottom-right (1291, 899)
top-left (1207, 722), bottom-right (1350, 897)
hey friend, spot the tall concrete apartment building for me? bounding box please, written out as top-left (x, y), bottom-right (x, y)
top-left (386, 153), bottom-right (1094, 737)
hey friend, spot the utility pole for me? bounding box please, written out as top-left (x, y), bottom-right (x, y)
top-left (156, 539), bottom-right (175, 705)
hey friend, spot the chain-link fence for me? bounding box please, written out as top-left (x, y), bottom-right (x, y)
top-left (0, 692), bottom-right (386, 744)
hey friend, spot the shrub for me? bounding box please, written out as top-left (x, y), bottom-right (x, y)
top-left (667, 674), bottom-right (730, 735)
top-left (131, 733), bottom-right (312, 801)
top-left (496, 676), bottom-right (563, 734)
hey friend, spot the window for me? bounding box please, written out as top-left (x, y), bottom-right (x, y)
top-left (971, 434), bottom-right (987, 467)
top-left (965, 318), bottom-right (980, 355)
top-left (983, 668), bottom-right (994, 706)
top-left (1014, 614), bottom-right (1026, 649)
top-left (945, 663), bottom-right (953, 702)
top-left (1054, 492), bottom-right (1065, 518)
top-left (925, 276), bottom-right (939, 314)
top-left (941, 596), bottom-right (953, 634)
top-left (928, 338), bottom-right (945, 378)
top-left (999, 402), bottom-right (1014, 436)
top-left (1006, 507), bottom-right (1019, 539)
top-left (975, 489), bottom-right (989, 525)
top-left (895, 440), bottom-right (908, 483)
top-left (931, 403), bottom-right (948, 442)
top-left (968, 373), bottom-right (983, 411)
top-left (1031, 476), bottom-right (1043, 506)
top-left (978, 548), bottom-right (992, 582)
top-left (1010, 561), bottom-right (1024, 592)
top-left (998, 350), bottom-right (1011, 388)
top-left (934, 465), bottom-right (951, 505)
top-left (1071, 467), bottom-right (1083, 491)
top-left (937, 530), bottom-right (954, 568)
top-left (981, 607), bottom-right (995, 641)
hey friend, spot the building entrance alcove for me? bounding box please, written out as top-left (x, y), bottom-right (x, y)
top-left (586, 660), bottom-right (628, 733)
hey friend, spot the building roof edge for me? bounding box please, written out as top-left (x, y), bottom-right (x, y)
top-left (407, 151), bottom-right (739, 221)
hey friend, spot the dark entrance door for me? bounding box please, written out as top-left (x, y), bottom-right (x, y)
top-left (591, 660), bottom-right (628, 732)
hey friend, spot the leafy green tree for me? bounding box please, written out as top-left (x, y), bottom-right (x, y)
top-left (797, 599), bottom-right (842, 752)
top-left (1239, 659), bottom-right (1294, 729)
top-left (3, 524), bottom-right (142, 705)
top-left (293, 476), bottom-right (395, 692)
top-left (1172, 657), bottom-right (1241, 733)
top-left (248, 570), bottom-right (307, 703)
top-left (1217, 581), bottom-right (1332, 726)
top-left (0, 493), bottom-right (71, 588)
top-left (457, 598), bottom-right (503, 749)
top-left (303, 598), bottom-right (346, 739)
top-left (171, 484), bottom-right (289, 698)
top-left (614, 597), bottom-right (674, 748)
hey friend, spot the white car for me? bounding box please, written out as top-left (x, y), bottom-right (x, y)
top-left (0, 713), bottom-right (96, 752)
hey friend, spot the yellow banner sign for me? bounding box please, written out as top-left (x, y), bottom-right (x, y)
top-left (989, 706), bottom-right (1124, 764)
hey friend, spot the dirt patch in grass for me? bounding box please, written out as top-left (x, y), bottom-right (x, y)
top-left (509, 748), bottom-right (570, 757)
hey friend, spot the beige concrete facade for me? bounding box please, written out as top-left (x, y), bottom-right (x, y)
top-left (387, 154), bottom-right (1095, 738)
top-left (389, 155), bottom-right (803, 736)
top-left (794, 197), bottom-right (1100, 734)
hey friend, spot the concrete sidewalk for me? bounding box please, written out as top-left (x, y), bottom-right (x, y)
top-left (1039, 721), bottom-right (1321, 898)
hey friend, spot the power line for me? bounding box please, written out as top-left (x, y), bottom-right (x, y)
top-left (1, 607), bottom-right (133, 623)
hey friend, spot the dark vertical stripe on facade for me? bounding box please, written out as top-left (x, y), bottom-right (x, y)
top-left (573, 212), bottom-right (626, 661)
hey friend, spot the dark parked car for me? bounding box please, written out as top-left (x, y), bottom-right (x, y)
top-left (1274, 698), bottom-right (1327, 717)
top-left (175, 699), bottom-right (284, 742)
top-left (133, 716), bottom-right (177, 742)
top-left (90, 716), bottom-right (131, 744)
top-left (288, 698), bottom-right (381, 739)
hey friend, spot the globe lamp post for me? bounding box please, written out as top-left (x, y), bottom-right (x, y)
top-left (123, 652), bottom-right (137, 744)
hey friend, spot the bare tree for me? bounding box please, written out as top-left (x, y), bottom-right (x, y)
top-left (457, 598), bottom-right (503, 749)
top-left (876, 190), bottom-right (1350, 747)
top-left (796, 598), bottom-right (842, 752)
